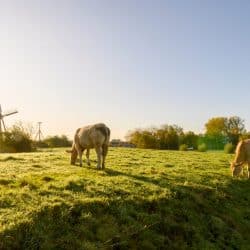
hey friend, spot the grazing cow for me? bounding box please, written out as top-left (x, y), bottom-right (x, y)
top-left (67, 123), bottom-right (110, 169)
top-left (230, 139), bottom-right (250, 178)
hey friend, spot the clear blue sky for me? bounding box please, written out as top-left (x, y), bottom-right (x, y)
top-left (1, 0), bottom-right (250, 139)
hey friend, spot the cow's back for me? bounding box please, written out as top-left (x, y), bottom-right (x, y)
top-left (77, 125), bottom-right (93, 147)
top-left (77, 123), bottom-right (110, 148)
top-left (91, 123), bottom-right (110, 144)
top-left (234, 139), bottom-right (250, 163)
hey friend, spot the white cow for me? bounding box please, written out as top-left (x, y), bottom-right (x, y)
top-left (67, 123), bottom-right (110, 169)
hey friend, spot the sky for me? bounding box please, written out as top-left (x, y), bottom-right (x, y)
top-left (1, 0), bottom-right (250, 139)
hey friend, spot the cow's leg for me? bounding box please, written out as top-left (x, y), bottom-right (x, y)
top-left (102, 145), bottom-right (108, 169)
top-left (86, 149), bottom-right (91, 166)
top-left (95, 146), bottom-right (103, 170)
top-left (75, 144), bottom-right (84, 167)
top-left (78, 149), bottom-right (84, 167)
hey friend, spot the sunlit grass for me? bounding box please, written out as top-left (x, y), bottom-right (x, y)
top-left (0, 148), bottom-right (249, 249)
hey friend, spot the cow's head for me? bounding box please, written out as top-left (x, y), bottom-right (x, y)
top-left (66, 148), bottom-right (78, 165)
top-left (230, 161), bottom-right (244, 177)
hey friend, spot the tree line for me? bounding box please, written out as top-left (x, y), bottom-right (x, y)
top-left (126, 116), bottom-right (250, 150)
top-left (0, 116), bottom-right (249, 153)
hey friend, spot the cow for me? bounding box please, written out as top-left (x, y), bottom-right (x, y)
top-left (230, 139), bottom-right (250, 178)
top-left (67, 123), bottom-right (110, 169)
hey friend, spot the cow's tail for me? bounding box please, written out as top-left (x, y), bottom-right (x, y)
top-left (65, 143), bottom-right (75, 153)
top-left (106, 127), bottom-right (111, 142)
top-left (96, 125), bottom-right (110, 144)
top-left (104, 126), bottom-right (111, 144)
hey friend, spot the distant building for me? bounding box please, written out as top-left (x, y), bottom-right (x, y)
top-left (110, 139), bottom-right (136, 148)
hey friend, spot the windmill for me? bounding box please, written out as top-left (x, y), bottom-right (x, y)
top-left (0, 104), bottom-right (18, 133)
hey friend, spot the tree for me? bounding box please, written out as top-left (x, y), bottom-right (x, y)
top-left (180, 131), bottom-right (199, 149)
top-left (127, 124), bottom-right (184, 150)
top-left (155, 125), bottom-right (182, 150)
top-left (226, 116), bottom-right (246, 145)
top-left (126, 129), bottom-right (143, 147)
top-left (205, 117), bottom-right (227, 136)
top-left (205, 116), bottom-right (245, 146)
top-left (126, 129), bottom-right (158, 149)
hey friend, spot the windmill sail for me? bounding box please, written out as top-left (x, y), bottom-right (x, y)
top-left (0, 105), bottom-right (18, 133)
top-left (3, 110), bottom-right (18, 117)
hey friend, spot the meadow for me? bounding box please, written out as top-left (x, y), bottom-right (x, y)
top-left (0, 148), bottom-right (249, 250)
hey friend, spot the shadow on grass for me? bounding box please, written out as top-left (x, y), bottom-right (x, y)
top-left (0, 179), bottom-right (249, 250)
top-left (105, 168), bottom-right (169, 187)
top-left (0, 156), bottom-right (24, 162)
top-left (0, 179), bottom-right (13, 185)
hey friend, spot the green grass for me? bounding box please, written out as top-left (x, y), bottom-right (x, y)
top-left (0, 148), bottom-right (249, 249)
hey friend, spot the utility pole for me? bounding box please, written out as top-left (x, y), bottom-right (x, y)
top-left (35, 122), bottom-right (43, 141)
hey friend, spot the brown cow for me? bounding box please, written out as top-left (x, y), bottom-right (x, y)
top-left (67, 123), bottom-right (110, 169)
top-left (230, 139), bottom-right (250, 178)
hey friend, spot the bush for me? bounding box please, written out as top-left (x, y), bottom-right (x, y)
top-left (179, 131), bottom-right (198, 150)
top-left (224, 143), bottom-right (235, 154)
top-left (179, 144), bottom-right (188, 151)
top-left (198, 143), bottom-right (207, 152)
top-left (33, 140), bottom-right (49, 148)
top-left (43, 135), bottom-right (72, 148)
top-left (0, 123), bottom-right (35, 153)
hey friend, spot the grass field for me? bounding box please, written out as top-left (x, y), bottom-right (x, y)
top-left (0, 148), bottom-right (249, 250)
